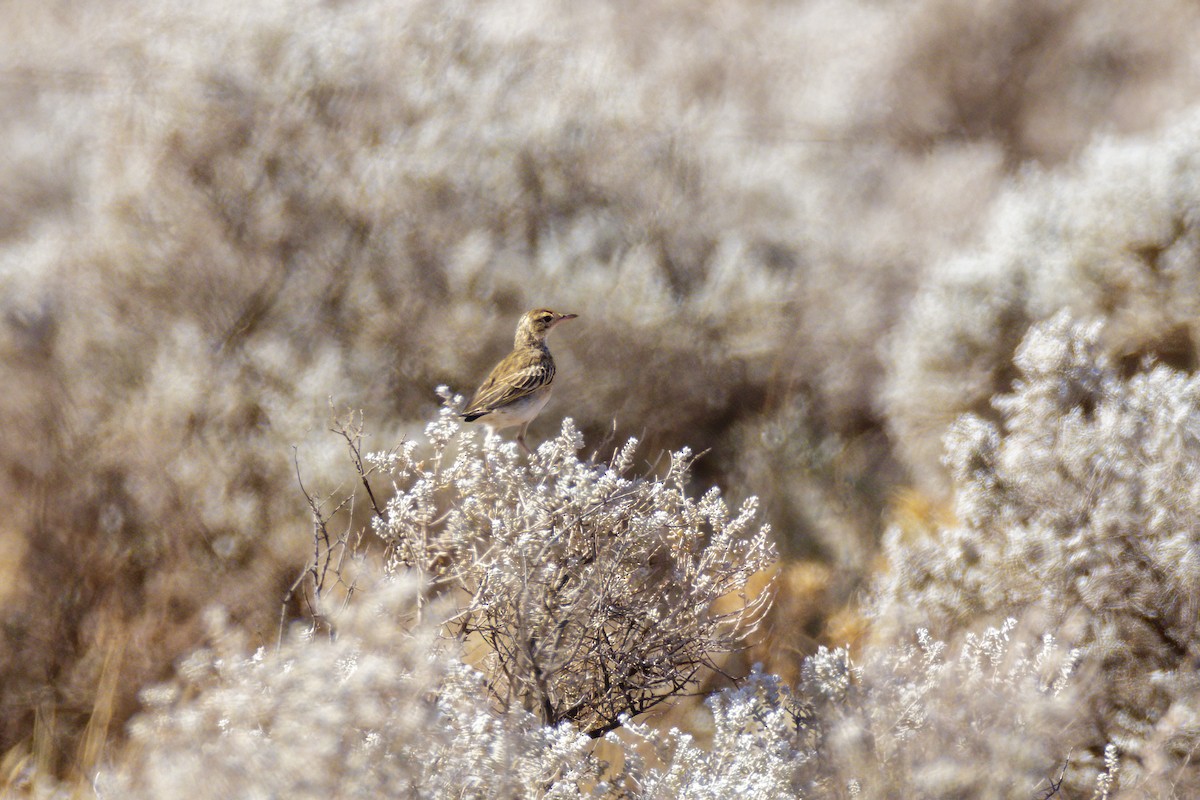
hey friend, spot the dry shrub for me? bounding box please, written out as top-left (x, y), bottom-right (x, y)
top-left (884, 109), bottom-right (1200, 494)
top-left (878, 314), bottom-right (1200, 793)
top-left (104, 579), bottom-right (610, 799)
top-left (362, 401), bottom-right (775, 737)
top-left (2, 0), bottom-right (1200, 778)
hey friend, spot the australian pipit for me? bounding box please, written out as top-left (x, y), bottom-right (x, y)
top-left (462, 308), bottom-right (577, 452)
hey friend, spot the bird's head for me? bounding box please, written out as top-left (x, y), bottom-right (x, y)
top-left (517, 308), bottom-right (578, 345)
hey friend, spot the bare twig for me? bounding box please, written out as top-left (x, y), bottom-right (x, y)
top-left (328, 403), bottom-right (387, 521)
top-left (1038, 752), bottom-right (1071, 799)
top-left (282, 441), bottom-right (367, 647)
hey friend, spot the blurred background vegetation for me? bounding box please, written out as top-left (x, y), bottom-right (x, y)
top-left (4, 0), bottom-right (1200, 782)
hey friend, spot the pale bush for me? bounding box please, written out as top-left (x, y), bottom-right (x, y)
top-left (4, 0), bottom-right (1200, 774)
top-left (884, 110), bottom-right (1200, 492)
top-left (101, 407), bottom-right (782, 798)
top-left (816, 622), bottom-right (1083, 800)
top-left (101, 579), bottom-right (610, 799)
top-left (98, 582), bottom-right (1080, 798)
top-left (878, 313), bottom-right (1200, 793)
top-left (606, 620), bottom-right (1081, 799)
top-left (362, 395), bottom-right (776, 737)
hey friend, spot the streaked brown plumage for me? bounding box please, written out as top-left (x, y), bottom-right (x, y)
top-left (462, 308), bottom-right (577, 452)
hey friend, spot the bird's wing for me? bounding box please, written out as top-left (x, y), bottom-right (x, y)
top-left (463, 349), bottom-right (555, 418)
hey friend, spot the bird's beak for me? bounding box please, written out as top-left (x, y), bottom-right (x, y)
top-left (552, 313), bottom-right (578, 327)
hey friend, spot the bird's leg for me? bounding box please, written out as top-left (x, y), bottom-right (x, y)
top-left (481, 425), bottom-right (498, 476)
top-left (517, 422), bottom-right (532, 454)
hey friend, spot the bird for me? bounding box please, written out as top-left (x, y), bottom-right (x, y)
top-left (461, 308), bottom-right (577, 452)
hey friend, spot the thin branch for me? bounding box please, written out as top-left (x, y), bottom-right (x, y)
top-left (329, 404), bottom-right (386, 521)
top-left (1038, 752), bottom-right (1071, 799)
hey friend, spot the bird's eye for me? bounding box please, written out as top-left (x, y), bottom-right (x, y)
top-left (541, 315), bottom-right (553, 324)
